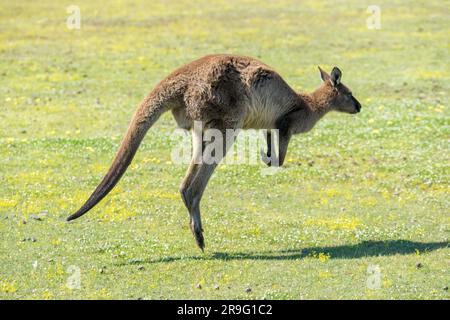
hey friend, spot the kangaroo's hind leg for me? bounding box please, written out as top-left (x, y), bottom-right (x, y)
top-left (179, 124), bottom-right (203, 198)
top-left (180, 119), bottom-right (238, 250)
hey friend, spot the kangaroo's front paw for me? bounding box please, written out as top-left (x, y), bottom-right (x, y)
top-left (260, 148), bottom-right (279, 167)
top-left (260, 148), bottom-right (271, 166)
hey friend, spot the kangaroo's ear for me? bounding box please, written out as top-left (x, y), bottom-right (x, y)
top-left (318, 66), bottom-right (330, 82)
top-left (330, 67), bottom-right (342, 86)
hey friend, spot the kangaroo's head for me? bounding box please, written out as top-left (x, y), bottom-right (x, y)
top-left (317, 66), bottom-right (361, 114)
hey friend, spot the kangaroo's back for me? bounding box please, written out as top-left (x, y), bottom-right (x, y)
top-left (169, 54), bottom-right (299, 129)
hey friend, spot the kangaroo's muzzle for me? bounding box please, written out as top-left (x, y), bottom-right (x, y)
top-left (352, 97), bottom-right (362, 113)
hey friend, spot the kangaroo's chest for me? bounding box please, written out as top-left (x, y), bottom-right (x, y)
top-left (242, 101), bottom-right (279, 129)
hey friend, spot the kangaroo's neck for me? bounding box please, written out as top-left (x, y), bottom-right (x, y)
top-left (293, 89), bottom-right (331, 133)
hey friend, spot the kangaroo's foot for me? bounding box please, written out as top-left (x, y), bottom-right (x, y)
top-left (190, 221), bottom-right (205, 251)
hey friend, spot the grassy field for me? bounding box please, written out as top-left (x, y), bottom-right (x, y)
top-left (0, 0), bottom-right (448, 299)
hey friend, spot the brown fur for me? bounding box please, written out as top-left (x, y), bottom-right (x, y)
top-left (67, 54), bottom-right (361, 250)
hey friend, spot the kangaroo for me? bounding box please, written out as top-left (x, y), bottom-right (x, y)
top-left (67, 54), bottom-right (361, 250)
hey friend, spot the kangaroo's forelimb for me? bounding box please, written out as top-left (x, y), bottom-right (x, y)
top-left (261, 108), bottom-right (301, 167)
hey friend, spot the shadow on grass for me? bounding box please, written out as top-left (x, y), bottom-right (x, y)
top-left (123, 240), bottom-right (449, 265)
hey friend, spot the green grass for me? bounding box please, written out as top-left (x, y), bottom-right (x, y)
top-left (0, 0), bottom-right (449, 299)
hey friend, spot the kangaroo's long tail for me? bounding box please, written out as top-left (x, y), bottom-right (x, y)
top-left (67, 98), bottom-right (165, 221)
